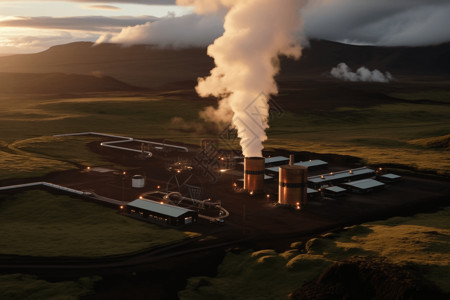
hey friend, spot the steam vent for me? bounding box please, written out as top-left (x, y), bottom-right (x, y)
top-left (244, 157), bottom-right (265, 194)
top-left (279, 155), bottom-right (308, 209)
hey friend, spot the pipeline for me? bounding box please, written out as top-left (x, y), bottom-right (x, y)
top-left (54, 132), bottom-right (189, 153)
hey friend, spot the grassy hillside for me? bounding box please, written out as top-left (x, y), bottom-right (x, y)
top-left (0, 82), bottom-right (449, 180)
top-left (0, 72), bottom-right (137, 94)
top-left (0, 274), bottom-right (99, 300)
top-left (0, 190), bottom-right (188, 257)
top-left (179, 206), bottom-right (450, 299)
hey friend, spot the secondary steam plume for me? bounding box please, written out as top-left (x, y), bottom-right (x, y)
top-left (330, 63), bottom-right (393, 83)
top-left (177, 0), bottom-right (307, 157)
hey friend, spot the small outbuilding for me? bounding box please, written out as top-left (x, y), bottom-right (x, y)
top-left (378, 173), bottom-right (402, 183)
top-left (127, 199), bottom-right (198, 226)
top-left (307, 188), bottom-right (320, 200)
top-left (342, 179), bottom-right (385, 194)
top-left (323, 186), bottom-right (347, 198)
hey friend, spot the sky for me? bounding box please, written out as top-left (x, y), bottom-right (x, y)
top-left (1, 0), bottom-right (450, 55)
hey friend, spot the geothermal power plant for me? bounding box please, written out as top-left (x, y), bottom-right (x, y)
top-left (0, 132), bottom-right (401, 228)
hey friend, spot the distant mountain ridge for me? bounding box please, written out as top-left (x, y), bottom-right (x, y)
top-left (0, 72), bottom-right (136, 94)
top-left (0, 40), bottom-right (448, 90)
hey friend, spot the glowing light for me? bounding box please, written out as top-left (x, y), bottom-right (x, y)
top-left (139, 196), bottom-right (143, 199)
top-left (86, 166), bottom-right (91, 170)
top-left (160, 201), bottom-right (164, 204)
top-left (122, 171), bottom-right (126, 175)
top-left (157, 185), bottom-right (160, 189)
top-left (120, 205), bottom-right (124, 210)
top-left (266, 194), bottom-right (270, 198)
top-left (249, 191), bottom-right (254, 195)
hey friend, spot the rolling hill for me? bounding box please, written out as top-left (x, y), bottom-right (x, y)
top-left (0, 72), bottom-right (137, 94)
top-left (0, 40), bottom-right (448, 90)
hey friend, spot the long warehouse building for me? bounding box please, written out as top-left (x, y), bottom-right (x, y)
top-left (127, 198), bottom-right (198, 226)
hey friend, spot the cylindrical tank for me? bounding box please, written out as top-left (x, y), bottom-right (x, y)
top-left (132, 175), bottom-right (145, 188)
top-left (278, 165), bottom-right (308, 209)
top-left (244, 157), bottom-right (265, 194)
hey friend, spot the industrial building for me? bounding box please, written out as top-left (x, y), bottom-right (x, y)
top-left (308, 167), bottom-right (375, 189)
top-left (323, 186), bottom-right (347, 198)
top-left (342, 179), bottom-right (385, 194)
top-left (127, 198), bottom-right (198, 226)
top-left (307, 188), bottom-right (320, 200)
top-left (266, 159), bottom-right (328, 176)
top-left (378, 173), bottom-right (402, 183)
top-left (264, 156), bottom-right (290, 167)
top-left (278, 155), bottom-right (308, 209)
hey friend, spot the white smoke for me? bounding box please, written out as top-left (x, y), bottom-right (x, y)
top-left (330, 63), bottom-right (393, 83)
top-left (177, 0), bottom-right (307, 158)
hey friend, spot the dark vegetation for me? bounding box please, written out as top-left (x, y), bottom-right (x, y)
top-left (291, 257), bottom-right (446, 300)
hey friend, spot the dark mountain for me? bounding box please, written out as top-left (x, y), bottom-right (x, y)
top-left (280, 40), bottom-right (450, 79)
top-left (0, 72), bottom-right (137, 94)
top-left (0, 40), bottom-right (448, 90)
top-left (0, 43), bottom-right (214, 89)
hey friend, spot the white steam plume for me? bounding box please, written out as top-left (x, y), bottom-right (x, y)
top-left (178, 0), bottom-right (307, 158)
top-left (330, 63), bottom-right (393, 83)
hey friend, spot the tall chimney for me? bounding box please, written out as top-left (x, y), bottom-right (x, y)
top-left (289, 154), bottom-right (295, 166)
top-left (279, 164), bottom-right (308, 210)
top-left (244, 157), bottom-right (265, 194)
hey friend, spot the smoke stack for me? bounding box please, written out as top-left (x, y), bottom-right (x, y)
top-left (279, 164), bottom-right (308, 210)
top-left (244, 157), bottom-right (265, 194)
top-left (289, 154), bottom-right (295, 166)
top-left (184, 0), bottom-right (307, 158)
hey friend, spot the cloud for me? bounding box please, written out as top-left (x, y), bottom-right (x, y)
top-left (95, 0), bottom-right (450, 47)
top-left (97, 12), bottom-right (224, 47)
top-left (330, 63), bottom-right (393, 83)
top-left (8, 0), bottom-right (176, 4)
top-left (303, 0), bottom-right (450, 46)
top-left (0, 31), bottom-right (98, 54)
top-left (0, 16), bottom-right (158, 32)
top-left (85, 5), bottom-right (120, 11)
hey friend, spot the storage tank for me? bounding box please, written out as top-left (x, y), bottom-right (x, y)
top-left (244, 157), bottom-right (265, 194)
top-left (279, 155), bottom-right (307, 209)
top-left (132, 175), bottom-right (145, 188)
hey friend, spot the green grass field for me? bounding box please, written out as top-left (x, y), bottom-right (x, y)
top-left (179, 206), bottom-right (450, 300)
top-left (0, 190), bottom-right (188, 257)
top-left (0, 87), bottom-right (448, 180)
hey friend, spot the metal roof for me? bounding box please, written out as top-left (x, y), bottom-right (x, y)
top-left (308, 167), bottom-right (375, 183)
top-left (128, 199), bottom-right (193, 218)
top-left (343, 179), bottom-right (385, 190)
top-left (381, 173), bottom-right (401, 180)
top-left (266, 160), bottom-right (328, 173)
top-left (325, 186), bottom-right (347, 193)
top-left (295, 160), bottom-right (328, 168)
top-left (307, 188), bottom-right (319, 194)
top-left (264, 156), bottom-right (289, 164)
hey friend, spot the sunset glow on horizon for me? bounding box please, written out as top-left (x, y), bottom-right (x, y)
top-left (0, 0), bottom-right (191, 55)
